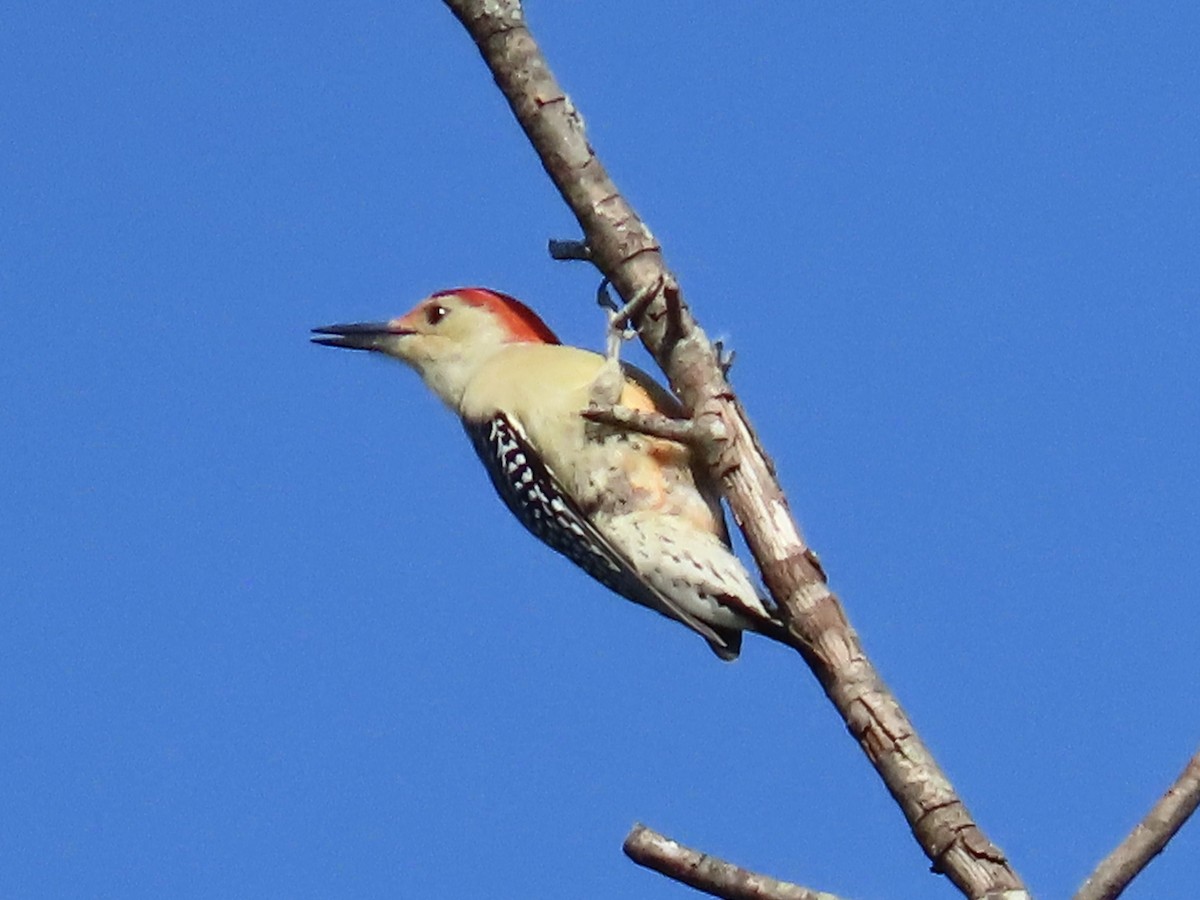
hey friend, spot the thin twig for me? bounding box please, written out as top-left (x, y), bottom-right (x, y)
top-left (441, 2), bottom-right (1029, 897)
top-left (623, 824), bottom-right (845, 900)
top-left (547, 237), bottom-right (592, 262)
top-left (1075, 748), bottom-right (1200, 900)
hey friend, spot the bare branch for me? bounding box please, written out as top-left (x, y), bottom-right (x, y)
top-left (623, 824), bottom-right (844, 900)
top-left (442, 1), bottom-right (1030, 896)
top-left (1075, 748), bottom-right (1200, 900)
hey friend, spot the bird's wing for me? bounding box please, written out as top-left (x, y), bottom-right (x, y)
top-left (463, 412), bottom-right (740, 659)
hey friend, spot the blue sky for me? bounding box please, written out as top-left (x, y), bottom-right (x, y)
top-left (3, 3), bottom-right (1198, 898)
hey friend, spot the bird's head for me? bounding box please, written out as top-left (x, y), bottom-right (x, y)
top-left (313, 287), bottom-right (560, 407)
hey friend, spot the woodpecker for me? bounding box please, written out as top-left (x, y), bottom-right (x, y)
top-left (313, 287), bottom-right (779, 659)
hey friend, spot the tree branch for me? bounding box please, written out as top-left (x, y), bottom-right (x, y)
top-left (441, 1), bottom-right (1029, 896)
top-left (1074, 747), bottom-right (1200, 900)
top-left (624, 824), bottom-right (845, 900)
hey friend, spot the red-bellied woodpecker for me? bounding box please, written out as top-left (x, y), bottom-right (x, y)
top-left (312, 287), bottom-right (780, 659)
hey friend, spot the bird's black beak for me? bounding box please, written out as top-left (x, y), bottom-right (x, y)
top-left (311, 322), bottom-right (410, 351)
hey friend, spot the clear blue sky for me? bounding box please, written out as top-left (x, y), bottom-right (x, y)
top-left (4, 4), bottom-right (1198, 898)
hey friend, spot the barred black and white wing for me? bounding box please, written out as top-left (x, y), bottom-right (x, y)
top-left (463, 412), bottom-right (741, 659)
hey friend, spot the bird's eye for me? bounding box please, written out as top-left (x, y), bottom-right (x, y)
top-left (425, 304), bottom-right (450, 326)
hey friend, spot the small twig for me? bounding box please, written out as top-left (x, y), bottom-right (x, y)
top-left (623, 824), bottom-right (845, 900)
top-left (582, 404), bottom-right (723, 447)
top-left (714, 339), bottom-right (736, 377)
top-left (1074, 747), bottom-right (1200, 900)
top-left (548, 237), bottom-right (592, 261)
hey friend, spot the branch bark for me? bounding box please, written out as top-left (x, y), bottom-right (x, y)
top-left (441, 2), bottom-right (1029, 897)
top-left (624, 824), bottom-right (845, 900)
top-left (1075, 747), bottom-right (1200, 900)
